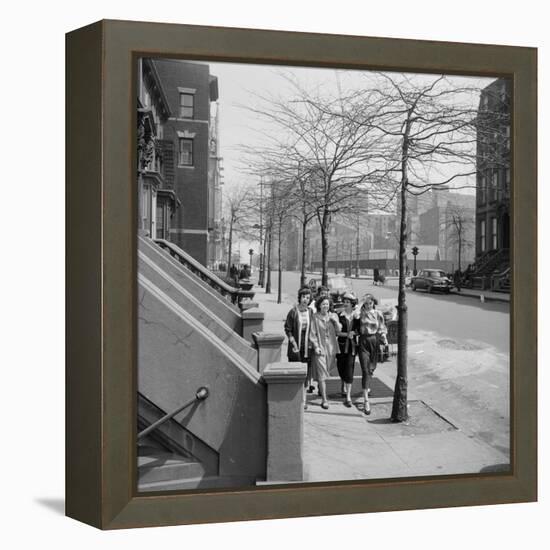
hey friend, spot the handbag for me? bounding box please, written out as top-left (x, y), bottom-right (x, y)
top-left (376, 333), bottom-right (389, 362)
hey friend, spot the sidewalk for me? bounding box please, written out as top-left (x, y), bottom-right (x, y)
top-left (253, 283), bottom-right (510, 482)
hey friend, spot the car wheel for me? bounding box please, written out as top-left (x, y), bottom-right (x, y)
top-left (428, 284), bottom-right (433, 293)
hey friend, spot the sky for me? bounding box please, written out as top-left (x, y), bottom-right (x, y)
top-left (204, 61), bottom-right (497, 196)
top-left (153, 59), bottom-right (498, 261)
top-left (198, 62), bottom-right (498, 260)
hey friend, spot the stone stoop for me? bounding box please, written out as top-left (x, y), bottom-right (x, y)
top-left (138, 449), bottom-right (206, 486)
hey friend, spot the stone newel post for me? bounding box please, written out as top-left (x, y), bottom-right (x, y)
top-left (252, 332), bottom-right (285, 374)
top-left (262, 362), bottom-right (307, 482)
top-left (241, 308), bottom-right (265, 342)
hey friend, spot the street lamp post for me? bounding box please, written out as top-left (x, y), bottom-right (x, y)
top-left (249, 248), bottom-right (254, 275)
top-left (258, 178), bottom-right (264, 287)
top-left (355, 211), bottom-right (360, 278)
top-left (253, 223), bottom-right (263, 286)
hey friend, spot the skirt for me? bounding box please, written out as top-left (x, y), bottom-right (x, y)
top-left (358, 334), bottom-right (378, 375)
top-left (336, 353), bottom-right (356, 384)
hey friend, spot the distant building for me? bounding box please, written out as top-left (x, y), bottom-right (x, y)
top-left (208, 102), bottom-right (224, 267)
top-left (475, 78), bottom-right (511, 257)
top-left (418, 192), bottom-right (476, 270)
top-left (137, 58), bottom-right (179, 241)
top-left (468, 78), bottom-right (511, 290)
top-left (137, 58), bottom-right (221, 266)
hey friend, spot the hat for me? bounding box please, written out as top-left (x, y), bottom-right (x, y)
top-left (342, 291), bottom-right (357, 303)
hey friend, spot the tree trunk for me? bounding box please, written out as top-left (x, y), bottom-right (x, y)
top-left (321, 210), bottom-right (329, 287)
top-left (355, 213), bottom-right (360, 278)
top-left (300, 217), bottom-right (308, 288)
top-left (277, 221), bottom-right (283, 304)
top-left (266, 224), bottom-right (272, 294)
top-left (260, 228), bottom-right (267, 287)
top-left (458, 231), bottom-right (462, 272)
top-left (227, 219), bottom-right (233, 278)
top-left (392, 127), bottom-right (410, 423)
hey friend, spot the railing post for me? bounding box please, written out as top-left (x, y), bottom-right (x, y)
top-left (241, 309), bottom-right (265, 343)
top-left (252, 332), bottom-right (284, 373)
top-left (262, 362), bottom-right (307, 482)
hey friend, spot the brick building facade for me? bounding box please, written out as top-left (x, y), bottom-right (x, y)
top-left (475, 78), bottom-right (511, 257)
top-left (137, 58), bottom-right (221, 267)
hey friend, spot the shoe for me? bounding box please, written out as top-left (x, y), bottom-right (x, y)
top-left (368, 388), bottom-right (371, 395)
top-left (321, 401), bottom-right (329, 410)
top-left (344, 400), bottom-right (352, 408)
top-left (307, 386), bottom-right (314, 394)
top-left (364, 402), bottom-right (371, 415)
top-left (304, 403), bottom-right (308, 410)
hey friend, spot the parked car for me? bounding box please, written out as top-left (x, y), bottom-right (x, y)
top-left (308, 275), bottom-right (351, 311)
top-left (410, 269), bottom-right (452, 293)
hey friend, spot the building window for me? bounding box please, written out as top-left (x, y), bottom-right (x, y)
top-left (179, 93), bottom-right (194, 119)
top-left (479, 175), bottom-right (486, 204)
top-left (491, 171), bottom-right (498, 201)
top-left (480, 220), bottom-right (486, 253)
top-left (142, 183), bottom-right (151, 232)
top-left (156, 204), bottom-right (165, 239)
top-left (178, 138), bottom-right (193, 166)
top-left (491, 218), bottom-right (498, 250)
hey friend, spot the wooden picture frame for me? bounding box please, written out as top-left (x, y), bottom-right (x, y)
top-left (66, 19), bottom-right (537, 529)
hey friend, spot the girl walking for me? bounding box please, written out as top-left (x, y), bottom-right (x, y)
top-left (309, 296), bottom-right (341, 410)
top-left (357, 294), bottom-right (387, 415)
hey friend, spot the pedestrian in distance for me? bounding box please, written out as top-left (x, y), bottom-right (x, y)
top-left (373, 267), bottom-right (380, 286)
top-left (229, 264), bottom-right (238, 284)
top-left (309, 296), bottom-right (342, 410)
top-left (284, 287), bottom-right (314, 408)
top-left (357, 294), bottom-right (388, 415)
top-left (454, 269), bottom-right (462, 292)
top-left (336, 292), bottom-right (360, 407)
top-left (309, 285), bottom-right (330, 313)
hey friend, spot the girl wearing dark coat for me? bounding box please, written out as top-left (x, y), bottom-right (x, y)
top-left (336, 292), bottom-right (360, 407)
top-left (357, 294), bottom-right (387, 415)
top-left (284, 287), bottom-right (314, 400)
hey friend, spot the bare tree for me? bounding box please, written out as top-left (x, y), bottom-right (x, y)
top-left (446, 205), bottom-right (475, 276)
top-left (339, 73), bottom-right (510, 422)
top-left (223, 184), bottom-right (255, 278)
top-left (270, 180), bottom-right (295, 303)
top-left (239, 80), bottom-right (385, 287)
top-left (287, 165), bottom-right (319, 288)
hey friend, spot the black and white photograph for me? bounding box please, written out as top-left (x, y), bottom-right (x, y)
top-left (6, 0), bottom-right (547, 545)
top-left (136, 58), bottom-right (511, 492)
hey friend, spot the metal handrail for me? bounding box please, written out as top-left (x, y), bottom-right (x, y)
top-left (154, 238), bottom-right (255, 305)
top-left (137, 386), bottom-right (209, 440)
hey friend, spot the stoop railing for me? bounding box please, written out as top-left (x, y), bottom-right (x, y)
top-left (138, 386), bottom-right (210, 440)
top-left (154, 239), bottom-right (255, 306)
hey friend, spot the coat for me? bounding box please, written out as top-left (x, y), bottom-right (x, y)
top-left (284, 306), bottom-right (312, 361)
top-left (309, 312), bottom-right (342, 380)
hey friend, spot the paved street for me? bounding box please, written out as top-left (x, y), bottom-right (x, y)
top-left (262, 270), bottom-right (510, 459)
